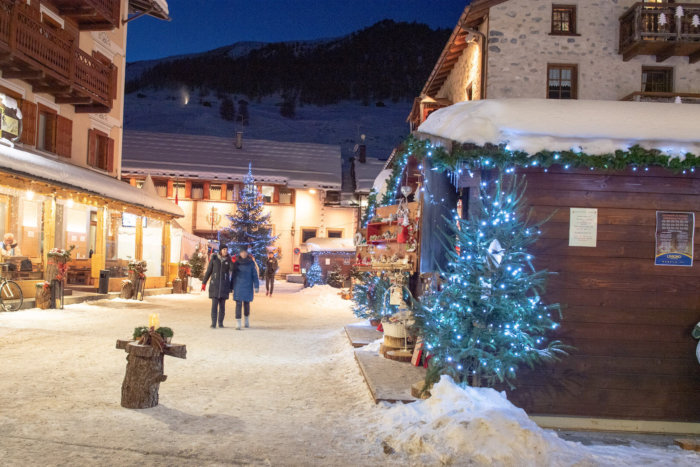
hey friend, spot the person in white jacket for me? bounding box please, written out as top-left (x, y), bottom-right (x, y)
top-left (1, 233), bottom-right (21, 258)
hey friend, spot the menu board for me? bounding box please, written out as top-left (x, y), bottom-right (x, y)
top-left (655, 211), bottom-right (694, 267)
top-left (569, 208), bottom-right (598, 247)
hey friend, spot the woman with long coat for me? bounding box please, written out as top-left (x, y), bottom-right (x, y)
top-left (202, 246), bottom-right (233, 328)
top-left (231, 248), bottom-right (259, 330)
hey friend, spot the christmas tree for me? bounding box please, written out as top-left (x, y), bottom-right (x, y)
top-left (189, 243), bottom-right (207, 279)
top-left (219, 163), bottom-right (278, 273)
top-left (326, 265), bottom-right (345, 288)
top-left (413, 174), bottom-right (566, 389)
top-left (306, 256), bottom-right (324, 287)
top-left (352, 271), bottom-right (399, 321)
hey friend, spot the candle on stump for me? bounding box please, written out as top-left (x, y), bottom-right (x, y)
top-left (148, 313), bottom-right (160, 329)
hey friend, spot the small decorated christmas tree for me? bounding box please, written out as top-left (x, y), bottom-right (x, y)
top-left (413, 174), bottom-right (566, 389)
top-left (326, 266), bottom-right (345, 288)
top-left (189, 243), bottom-right (206, 279)
top-left (219, 163), bottom-right (278, 273)
top-left (306, 256), bottom-right (324, 287)
top-left (352, 271), bottom-right (399, 322)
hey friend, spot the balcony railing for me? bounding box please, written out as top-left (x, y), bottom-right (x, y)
top-left (619, 2), bottom-right (700, 62)
top-left (621, 91), bottom-right (700, 104)
top-left (0, 0), bottom-right (115, 112)
top-left (47, 0), bottom-right (120, 30)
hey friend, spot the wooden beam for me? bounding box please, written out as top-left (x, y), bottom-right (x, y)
top-left (55, 96), bottom-right (93, 104)
top-left (2, 69), bottom-right (43, 79)
top-left (32, 85), bottom-right (71, 94)
top-left (621, 43), bottom-right (642, 62)
top-left (135, 216), bottom-right (143, 261)
top-left (42, 197), bottom-right (56, 278)
top-left (162, 220), bottom-right (172, 285)
top-left (91, 207), bottom-right (107, 280)
top-left (74, 104), bottom-right (111, 114)
top-left (655, 44), bottom-right (677, 63)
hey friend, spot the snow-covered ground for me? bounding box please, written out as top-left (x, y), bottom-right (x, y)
top-left (0, 284), bottom-right (697, 466)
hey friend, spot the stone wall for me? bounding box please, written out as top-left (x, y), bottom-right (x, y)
top-left (437, 21), bottom-right (489, 103)
top-left (484, 0), bottom-right (700, 100)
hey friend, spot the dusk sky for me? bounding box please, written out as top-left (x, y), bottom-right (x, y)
top-left (126, 0), bottom-right (467, 62)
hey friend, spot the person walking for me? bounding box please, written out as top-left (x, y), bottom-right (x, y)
top-left (202, 246), bottom-right (233, 328)
top-left (231, 247), bottom-right (259, 330)
top-left (264, 251), bottom-right (278, 296)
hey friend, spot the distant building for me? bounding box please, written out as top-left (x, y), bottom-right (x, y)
top-left (122, 130), bottom-right (357, 274)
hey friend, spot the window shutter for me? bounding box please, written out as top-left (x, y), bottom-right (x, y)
top-left (203, 181), bottom-right (210, 200)
top-left (20, 100), bottom-right (37, 145)
top-left (106, 137), bottom-right (115, 173)
top-left (167, 179), bottom-right (174, 198)
top-left (221, 183), bottom-right (228, 201)
top-left (55, 115), bottom-right (72, 158)
top-left (273, 187), bottom-right (280, 203)
top-left (87, 129), bottom-right (97, 167)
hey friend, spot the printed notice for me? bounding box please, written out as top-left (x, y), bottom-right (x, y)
top-left (569, 208), bottom-right (598, 247)
top-left (655, 211), bottom-right (694, 267)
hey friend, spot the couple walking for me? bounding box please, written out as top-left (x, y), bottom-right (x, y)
top-left (202, 246), bottom-right (278, 329)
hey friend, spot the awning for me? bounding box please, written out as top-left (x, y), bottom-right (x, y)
top-left (129, 0), bottom-right (170, 21)
top-left (0, 143), bottom-right (183, 218)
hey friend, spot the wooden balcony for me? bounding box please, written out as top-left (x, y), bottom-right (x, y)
top-left (0, 0), bottom-right (115, 112)
top-left (619, 2), bottom-right (700, 63)
top-left (47, 0), bottom-right (120, 31)
top-left (621, 91), bottom-right (700, 104)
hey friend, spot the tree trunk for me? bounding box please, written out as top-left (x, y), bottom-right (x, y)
top-left (120, 344), bottom-right (167, 409)
top-left (120, 282), bottom-right (134, 299)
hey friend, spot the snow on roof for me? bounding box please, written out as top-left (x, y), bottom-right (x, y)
top-left (417, 99), bottom-right (700, 158)
top-left (354, 158), bottom-right (387, 193)
top-left (372, 169), bottom-right (393, 199)
top-left (305, 237), bottom-right (355, 252)
top-left (0, 143), bottom-right (183, 217)
top-left (122, 131), bottom-right (343, 190)
top-left (129, 0), bottom-right (169, 19)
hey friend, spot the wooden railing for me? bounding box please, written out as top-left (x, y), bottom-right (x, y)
top-left (620, 3), bottom-right (700, 55)
top-left (0, 0), bottom-right (114, 109)
top-left (86, 0), bottom-right (120, 27)
top-left (621, 91), bottom-right (700, 104)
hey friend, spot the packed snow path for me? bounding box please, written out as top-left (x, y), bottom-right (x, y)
top-left (1, 283), bottom-right (697, 466)
top-left (0, 283), bottom-right (386, 466)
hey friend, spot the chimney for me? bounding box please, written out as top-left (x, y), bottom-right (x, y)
top-left (358, 133), bottom-right (366, 163)
top-left (235, 131), bottom-right (243, 149)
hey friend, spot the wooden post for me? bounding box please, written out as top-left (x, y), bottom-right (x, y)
top-left (166, 179), bottom-right (174, 198)
top-left (135, 215), bottom-right (143, 261)
top-left (162, 220), bottom-right (171, 284)
top-left (91, 206), bottom-right (107, 281)
top-left (42, 197), bottom-right (56, 272)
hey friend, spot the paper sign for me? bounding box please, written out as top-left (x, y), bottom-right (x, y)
top-left (655, 211), bottom-right (694, 267)
top-left (71, 235), bottom-right (77, 241)
top-left (27, 231), bottom-right (34, 238)
top-left (325, 258), bottom-right (330, 265)
top-left (569, 208), bottom-right (598, 247)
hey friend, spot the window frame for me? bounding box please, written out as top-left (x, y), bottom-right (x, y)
top-left (641, 66), bottom-right (673, 93)
top-left (301, 228), bottom-right (318, 243)
top-left (37, 104), bottom-right (57, 153)
top-left (327, 229), bottom-right (343, 239)
top-left (550, 5), bottom-right (578, 36)
top-left (546, 63), bottom-right (578, 100)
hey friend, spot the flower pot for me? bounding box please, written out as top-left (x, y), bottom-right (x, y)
top-left (383, 322), bottom-right (409, 339)
top-left (166, 337), bottom-right (172, 344)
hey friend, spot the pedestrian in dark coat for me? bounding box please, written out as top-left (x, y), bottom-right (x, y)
top-left (202, 246), bottom-right (233, 328)
top-left (264, 251), bottom-right (279, 296)
top-left (231, 248), bottom-right (259, 330)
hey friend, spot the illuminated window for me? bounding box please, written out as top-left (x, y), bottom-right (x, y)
top-left (261, 186), bottom-right (275, 203)
top-left (173, 183), bottom-right (186, 199)
top-left (547, 64), bottom-right (578, 99)
top-left (279, 187), bottom-right (293, 204)
top-left (191, 183), bottom-right (204, 200)
top-left (210, 184), bottom-right (222, 201)
top-left (551, 5), bottom-right (576, 35)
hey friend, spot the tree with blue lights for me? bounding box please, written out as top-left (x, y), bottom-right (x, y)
top-left (306, 256), bottom-right (324, 287)
top-left (219, 163), bottom-right (278, 274)
top-left (413, 174), bottom-right (566, 389)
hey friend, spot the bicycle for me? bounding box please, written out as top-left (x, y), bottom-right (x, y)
top-left (0, 275), bottom-right (23, 311)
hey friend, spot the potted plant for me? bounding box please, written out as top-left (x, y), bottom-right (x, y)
top-left (156, 326), bottom-right (174, 344)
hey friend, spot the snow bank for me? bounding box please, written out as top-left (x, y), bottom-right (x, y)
top-left (305, 237), bottom-right (355, 252)
top-left (376, 376), bottom-right (700, 466)
top-left (417, 99), bottom-right (700, 158)
top-left (297, 284), bottom-right (349, 309)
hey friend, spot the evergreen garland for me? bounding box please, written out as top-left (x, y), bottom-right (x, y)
top-left (412, 174), bottom-right (567, 389)
top-left (218, 163), bottom-right (279, 274)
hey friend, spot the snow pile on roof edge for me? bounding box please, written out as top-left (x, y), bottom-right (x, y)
top-left (305, 237), bottom-right (355, 252)
top-left (417, 99), bottom-right (700, 158)
top-left (374, 376), bottom-right (699, 466)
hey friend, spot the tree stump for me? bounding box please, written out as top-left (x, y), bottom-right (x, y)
top-left (120, 282), bottom-right (134, 299)
top-left (386, 349), bottom-right (414, 363)
top-left (172, 278), bottom-right (183, 294)
top-left (116, 339), bottom-right (186, 409)
top-left (35, 284), bottom-right (51, 309)
top-left (384, 335), bottom-right (413, 349)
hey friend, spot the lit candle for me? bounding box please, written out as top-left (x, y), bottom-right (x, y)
top-left (148, 313), bottom-right (160, 329)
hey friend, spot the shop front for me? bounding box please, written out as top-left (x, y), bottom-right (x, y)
top-left (0, 143), bottom-right (183, 301)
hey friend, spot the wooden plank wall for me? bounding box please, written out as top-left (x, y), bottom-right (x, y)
top-left (505, 167), bottom-right (700, 422)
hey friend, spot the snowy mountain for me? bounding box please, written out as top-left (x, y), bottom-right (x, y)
top-left (124, 20), bottom-right (449, 159)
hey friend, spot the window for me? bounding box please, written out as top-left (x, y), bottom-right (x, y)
top-left (642, 67), bottom-right (673, 93)
top-left (210, 184), bottom-right (222, 201)
top-left (279, 187), bottom-right (293, 204)
top-left (547, 64), bottom-right (578, 99)
top-left (37, 108), bottom-right (57, 152)
top-left (301, 228), bottom-right (317, 243)
top-left (551, 5), bottom-right (577, 35)
top-left (260, 185), bottom-right (275, 203)
top-left (327, 229), bottom-right (343, 238)
top-left (87, 129), bottom-right (114, 172)
top-left (154, 181), bottom-right (167, 197)
top-left (173, 183), bottom-right (186, 199)
top-left (191, 183), bottom-right (204, 200)
top-left (226, 184), bottom-right (235, 201)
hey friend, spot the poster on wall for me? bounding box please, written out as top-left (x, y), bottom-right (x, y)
top-left (569, 208), bottom-right (598, 247)
top-left (655, 211), bottom-right (694, 267)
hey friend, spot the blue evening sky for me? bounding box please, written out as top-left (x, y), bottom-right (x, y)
top-left (126, 0), bottom-right (467, 62)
